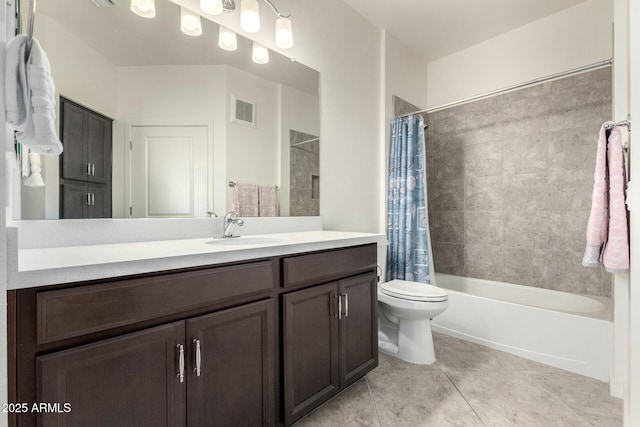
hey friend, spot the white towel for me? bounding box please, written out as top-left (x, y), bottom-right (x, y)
top-left (6, 35), bottom-right (28, 129)
top-left (5, 35), bottom-right (63, 155)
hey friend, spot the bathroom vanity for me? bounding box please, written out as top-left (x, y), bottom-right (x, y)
top-left (7, 232), bottom-right (381, 427)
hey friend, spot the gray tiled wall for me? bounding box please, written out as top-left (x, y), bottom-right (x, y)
top-left (290, 130), bottom-right (320, 216)
top-left (425, 67), bottom-right (613, 297)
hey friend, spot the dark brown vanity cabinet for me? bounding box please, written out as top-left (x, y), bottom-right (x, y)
top-left (60, 98), bottom-right (112, 185)
top-left (36, 300), bottom-right (274, 427)
top-left (282, 245), bottom-right (378, 425)
top-left (8, 244), bottom-right (379, 427)
top-left (60, 183), bottom-right (111, 219)
top-left (59, 97), bottom-right (112, 219)
top-left (9, 260), bottom-right (277, 427)
top-left (186, 300), bottom-right (274, 427)
top-left (38, 322), bottom-right (187, 427)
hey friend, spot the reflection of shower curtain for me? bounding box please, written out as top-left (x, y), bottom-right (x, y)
top-left (386, 115), bottom-right (432, 284)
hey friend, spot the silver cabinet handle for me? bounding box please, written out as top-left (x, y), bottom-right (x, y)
top-left (177, 344), bottom-right (185, 383)
top-left (86, 193), bottom-right (91, 206)
top-left (193, 339), bottom-right (201, 377)
top-left (344, 294), bottom-right (349, 318)
top-left (86, 163), bottom-right (91, 175)
top-left (336, 295), bottom-right (342, 320)
top-left (91, 192), bottom-right (95, 206)
top-left (91, 163), bottom-right (95, 176)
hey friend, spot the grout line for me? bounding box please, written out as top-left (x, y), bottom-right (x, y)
top-left (536, 381), bottom-right (594, 425)
top-left (365, 375), bottom-right (384, 427)
top-left (442, 370), bottom-right (488, 426)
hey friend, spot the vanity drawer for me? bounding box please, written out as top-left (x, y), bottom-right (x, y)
top-left (282, 244), bottom-right (377, 289)
top-left (36, 260), bottom-right (276, 344)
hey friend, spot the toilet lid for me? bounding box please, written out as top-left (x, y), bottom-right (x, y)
top-left (380, 280), bottom-right (448, 302)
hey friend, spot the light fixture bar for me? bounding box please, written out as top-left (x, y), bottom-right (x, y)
top-left (262, 0), bottom-right (290, 18)
top-left (222, 0), bottom-right (236, 12)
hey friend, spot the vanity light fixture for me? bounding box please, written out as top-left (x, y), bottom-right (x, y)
top-left (218, 26), bottom-right (238, 51)
top-left (181, 7), bottom-right (203, 36)
top-left (263, 0), bottom-right (293, 49)
top-left (275, 16), bottom-right (293, 49)
top-left (252, 41), bottom-right (269, 64)
top-left (240, 0), bottom-right (261, 33)
top-left (200, 0), bottom-right (223, 15)
top-left (130, 0), bottom-right (156, 18)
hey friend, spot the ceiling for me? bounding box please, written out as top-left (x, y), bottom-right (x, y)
top-left (343, 0), bottom-right (588, 61)
top-left (33, 0), bottom-right (319, 95)
top-left (32, 0), bottom-right (588, 87)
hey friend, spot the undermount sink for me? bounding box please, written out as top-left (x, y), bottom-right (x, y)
top-left (206, 236), bottom-right (288, 246)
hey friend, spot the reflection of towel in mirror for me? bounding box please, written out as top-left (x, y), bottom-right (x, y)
top-left (258, 185), bottom-right (278, 217)
top-left (5, 35), bottom-right (63, 155)
top-left (233, 183), bottom-right (259, 216)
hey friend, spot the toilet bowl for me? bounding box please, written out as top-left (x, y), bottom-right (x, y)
top-left (378, 279), bottom-right (448, 365)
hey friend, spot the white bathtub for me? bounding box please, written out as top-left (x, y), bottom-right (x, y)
top-left (431, 274), bottom-right (613, 381)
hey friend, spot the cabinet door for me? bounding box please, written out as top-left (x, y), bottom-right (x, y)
top-left (186, 299), bottom-right (274, 427)
top-left (283, 283), bottom-right (339, 425)
top-left (87, 185), bottom-right (112, 218)
top-left (60, 183), bottom-right (88, 219)
top-left (60, 100), bottom-right (88, 182)
top-left (339, 273), bottom-right (378, 388)
top-left (37, 322), bottom-right (186, 427)
top-left (86, 113), bottom-right (112, 185)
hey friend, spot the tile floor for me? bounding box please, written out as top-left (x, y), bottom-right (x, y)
top-left (294, 333), bottom-right (623, 427)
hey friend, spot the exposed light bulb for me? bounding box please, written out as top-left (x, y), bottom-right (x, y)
top-left (218, 26), bottom-right (238, 51)
top-left (275, 17), bottom-right (293, 49)
top-left (200, 0), bottom-right (223, 15)
top-left (252, 42), bottom-right (269, 64)
top-left (131, 0), bottom-right (156, 18)
top-left (241, 0), bottom-right (260, 33)
top-left (181, 7), bottom-right (203, 36)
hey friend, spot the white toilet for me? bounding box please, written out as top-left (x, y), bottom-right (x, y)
top-left (378, 279), bottom-right (448, 365)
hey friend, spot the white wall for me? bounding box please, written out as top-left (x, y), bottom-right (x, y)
top-left (116, 64), bottom-right (227, 215)
top-left (174, 0), bottom-right (383, 232)
top-left (611, 0), bottom-right (630, 404)
top-left (627, 0), bottom-right (640, 424)
top-left (225, 66), bottom-right (280, 210)
top-left (279, 85), bottom-right (320, 216)
top-left (384, 32), bottom-right (428, 118)
top-left (381, 30), bottom-right (428, 231)
top-left (426, 0), bottom-right (613, 108)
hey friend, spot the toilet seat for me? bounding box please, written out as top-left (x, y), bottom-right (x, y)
top-left (380, 280), bottom-right (448, 302)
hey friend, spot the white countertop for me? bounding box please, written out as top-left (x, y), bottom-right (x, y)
top-left (8, 231), bottom-right (386, 289)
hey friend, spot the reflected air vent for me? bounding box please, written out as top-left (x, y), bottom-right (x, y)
top-left (236, 100), bottom-right (253, 122)
top-left (230, 95), bottom-right (256, 127)
top-left (90, 0), bottom-right (121, 7)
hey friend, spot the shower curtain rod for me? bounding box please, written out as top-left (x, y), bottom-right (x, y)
top-left (290, 137), bottom-right (319, 147)
top-left (396, 58), bottom-right (613, 119)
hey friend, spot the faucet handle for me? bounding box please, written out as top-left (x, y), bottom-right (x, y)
top-left (224, 211), bottom-right (239, 222)
top-left (207, 211), bottom-right (218, 218)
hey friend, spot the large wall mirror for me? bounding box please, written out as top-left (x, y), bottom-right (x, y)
top-left (19, 0), bottom-right (320, 220)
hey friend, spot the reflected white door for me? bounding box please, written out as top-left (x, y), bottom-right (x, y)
top-left (129, 126), bottom-right (208, 217)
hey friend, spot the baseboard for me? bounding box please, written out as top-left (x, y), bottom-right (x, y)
top-left (609, 371), bottom-right (626, 398)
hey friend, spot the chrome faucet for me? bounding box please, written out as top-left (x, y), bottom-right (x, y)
top-left (222, 211), bottom-right (244, 238)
